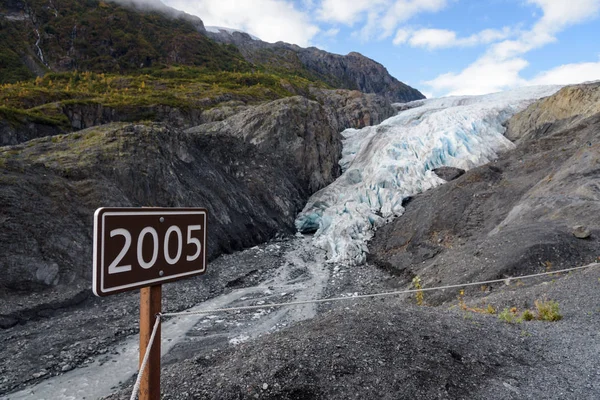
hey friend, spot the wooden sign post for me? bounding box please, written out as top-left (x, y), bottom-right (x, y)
top-left (93, 208), bottom-right (208, 399)
top-left (139, 285), bottom-right (162, 400)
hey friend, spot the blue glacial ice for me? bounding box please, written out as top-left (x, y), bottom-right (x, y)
top-left (295, 85), bottom-right (562, 264)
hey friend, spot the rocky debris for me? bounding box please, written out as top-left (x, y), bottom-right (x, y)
top-left (205, 30), bottom-right (424, 103)
top-left (186, 90), bottom-right (395, 193)
top-left (103, 262), bottom-right (600, 400)
top-left (432, 166), bottom-right (465, 181)
top-left (392, 99), bottom-right (426, 111)
top-left (368, 83), bottom-right (600, 304)
top-left (572, 225), bottom-right (591, 239)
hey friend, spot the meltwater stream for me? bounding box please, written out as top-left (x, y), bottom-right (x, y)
top-left (3, 237), bottom-right (329, 400)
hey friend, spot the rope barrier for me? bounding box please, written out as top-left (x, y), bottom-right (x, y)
top-left (129, 314), bottom-right (161, 400)
top-left (161, 263), bottom-right (599, 317)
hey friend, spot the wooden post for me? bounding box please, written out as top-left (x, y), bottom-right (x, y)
top-left (139, 285), bottom-right (162, 400)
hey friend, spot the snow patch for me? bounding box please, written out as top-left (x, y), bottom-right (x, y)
top-left (295, 85), bottom-right (562, 264)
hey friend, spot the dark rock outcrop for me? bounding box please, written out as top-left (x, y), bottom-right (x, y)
top-left (0, 123), bottom-right (305, 296)
top-left (0, 119), bottom-right (64, 146)
top-left (369, 82), bottom-right (600, 302)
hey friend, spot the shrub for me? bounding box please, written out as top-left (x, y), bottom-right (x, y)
top-left (412, 276), bottom-right (424, 306)
top-left (519, 309), bottom-right (535, 322)
top-left (535, 299), bottom-right (563, 322)
top-left (498, 308), bottom-right (519, 324)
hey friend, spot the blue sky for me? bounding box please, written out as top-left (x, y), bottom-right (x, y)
top-left (162, 0), bottom-right (600, 98)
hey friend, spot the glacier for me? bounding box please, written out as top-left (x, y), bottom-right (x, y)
top-left (295, 85), bottom-right (562, 265)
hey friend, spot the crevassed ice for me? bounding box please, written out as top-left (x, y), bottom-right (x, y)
top-left (295, 85), bottom-right (562, 264)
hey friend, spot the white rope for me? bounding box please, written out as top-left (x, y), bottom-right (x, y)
top-left (161, 263), bottom-right (599, 317)
top-left (130, 315), bottom-right (161, 400)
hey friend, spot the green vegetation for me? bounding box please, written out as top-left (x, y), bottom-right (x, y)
top-left (0, 0), bottom-right (335, 132)
top-left (412, 276), bottom-right (424, 306)
top-left (534, 299), bottom-right (563, 322)
top-left (497, 300), bottom-right (563, 324)
top-left (498, 308), bottom-right (519, 324)
top-left (0, 123), bottom-right (128, 177)
top-left (0, 67), bottom-right (322, 130)
top-left (520, 309), bottom-right (535, 321)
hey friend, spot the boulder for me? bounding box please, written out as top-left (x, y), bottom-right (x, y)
top-left (572, 225), bottom-right (591, 239)
top-left (432, 167), bottom-right (465, 182)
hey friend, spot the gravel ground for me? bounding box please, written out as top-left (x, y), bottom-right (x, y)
top-left (0, 237), bottom-right (293, 397)
top-left (105, 263), bottom-right (599, 400)
top-left (2, 237), bottom-right (599, 399)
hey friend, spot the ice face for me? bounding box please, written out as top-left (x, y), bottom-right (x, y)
top-left (295, 85), bottom-right (562, 264)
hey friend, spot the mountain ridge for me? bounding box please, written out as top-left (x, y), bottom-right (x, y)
top-left (0, 0), bottom-right (424, 103)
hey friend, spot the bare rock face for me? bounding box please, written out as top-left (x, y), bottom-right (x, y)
top-left (369, 83), bottom-right (600, 303)
top-left (187, 90), bottom-right (395, 193)
top-left (505, 82), bottom-right (600, 142)
top-left (0, 120), bottom-right (64, 146)
top-left (296, 51), bottom-right (424, 103)
top-left (0, 123), bottom-right (306, 296)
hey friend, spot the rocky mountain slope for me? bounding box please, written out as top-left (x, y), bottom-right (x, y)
top-left (0, 0), bottom-right (243, 80)
top-left (0, 0), bottom-right (422, 149)
top-left (0, 89), bottom-right (393, 317)
top-left (369, 82), bottom-right (600, 303)
top-left (206, 29), bottom-right (424, 103)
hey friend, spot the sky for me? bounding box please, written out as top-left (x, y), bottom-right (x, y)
top-left (159, 0), bottom-right (600, 98)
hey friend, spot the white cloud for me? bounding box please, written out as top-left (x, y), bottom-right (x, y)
top-left (404, 28), bottom-right (456, 48)
top-left (528, 59), bottom-right (600, 85)
top-left (378, 0), bottom-right (447, 38)
top-left (316, 0), bottom-right (383, 25)
top-left (317, 0), bottom-right (448, 39)
top-left (162, 0), bottom-right (319, 46)
top-left (425, 56), bottom-right (529, 96)
top-left (393, 27), bottom-right (514, 50)
top-left (392, 28), bottom-right (412, 45)
top-left (424, 0), bottom-right (600, 96)
top-left (323, 27), bottom-right (340, 37)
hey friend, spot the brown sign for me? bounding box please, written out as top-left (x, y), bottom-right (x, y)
top-left (93, 208), bottom-right (208, 297)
